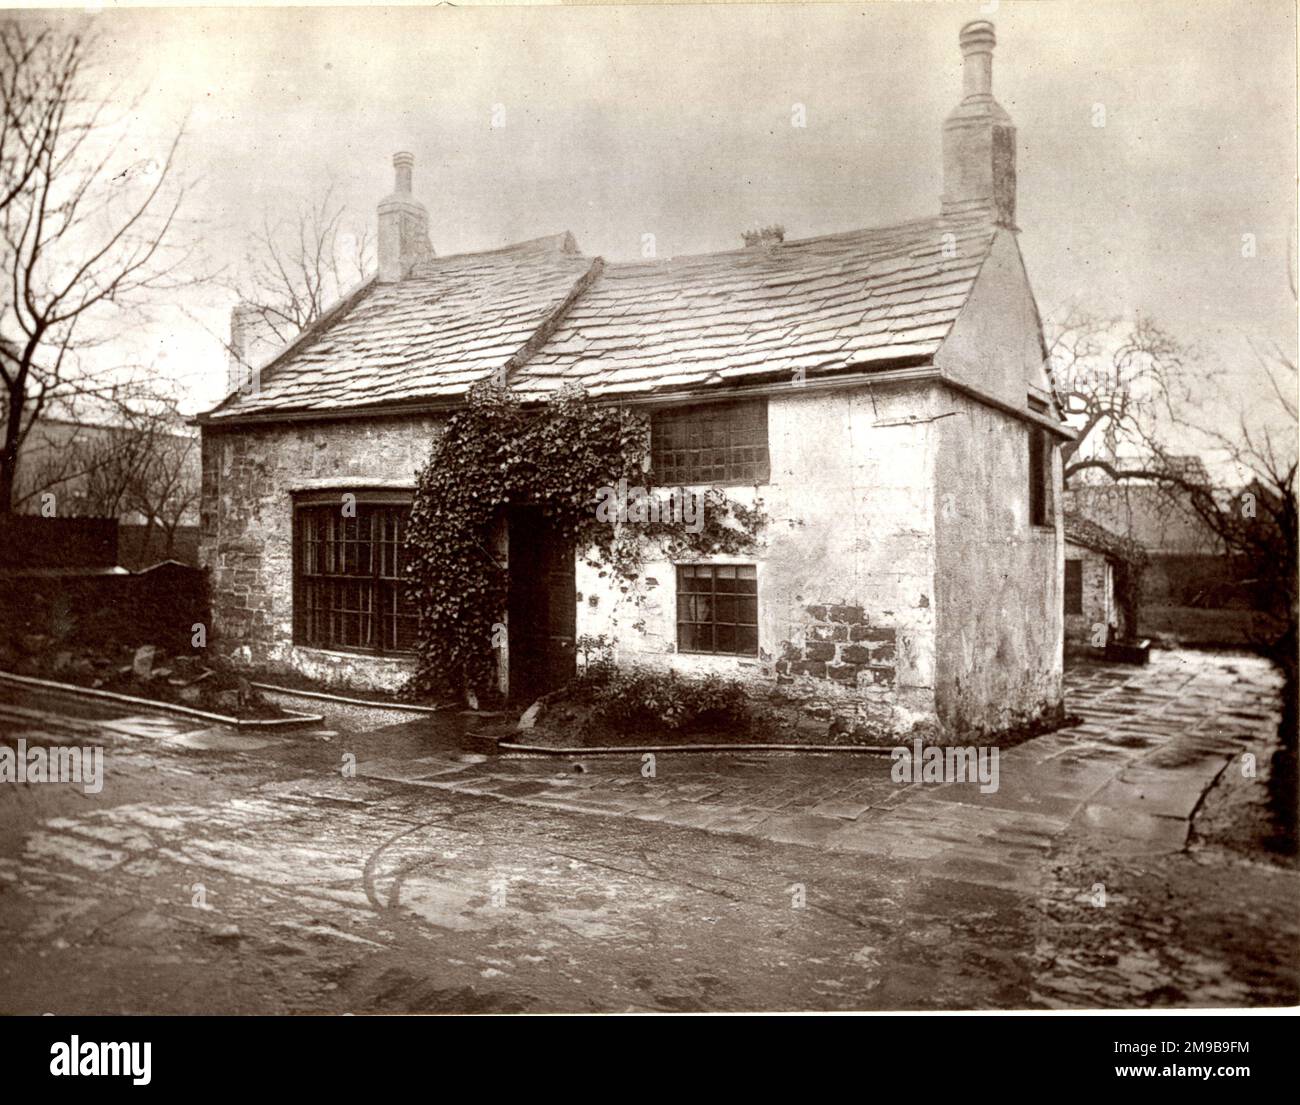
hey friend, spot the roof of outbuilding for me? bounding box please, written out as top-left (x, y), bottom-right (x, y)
top-left (203, 208), bottom-right (1000, 423)
top-left (1064, 510), bottom-right (1149, 566)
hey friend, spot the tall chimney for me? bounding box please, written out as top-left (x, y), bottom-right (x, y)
top-left (377, 151), bottom-right (433, 282)
top-left (941, 21), bottom-right (1017, 227)
top-left (226, 303), bottom-right (274, 396)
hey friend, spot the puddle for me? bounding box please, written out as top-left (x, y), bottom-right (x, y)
top-left (165, 728), bottom-right (279, 752)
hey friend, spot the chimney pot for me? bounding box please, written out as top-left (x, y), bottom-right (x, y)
top-left (377, 150), bottom-right (433, 282)
top-left (393, 150), bottom-right (414, 195)
top-left (958, 20), bottom-right (997, 100)
top-left (941, 21), bottom-right (1017, 227)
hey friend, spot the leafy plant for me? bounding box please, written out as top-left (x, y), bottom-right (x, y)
top-left (575, 664), bottom-right (758, 735)
top-left (404, 382), bottom-right (767, 700)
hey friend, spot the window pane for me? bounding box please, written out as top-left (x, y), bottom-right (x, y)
top-left (296, 499), bottom-right (414, 654)
top-left (651, 399), bottom-right (770, 485)
top-left (676, 564), bottom-right (758, 655)
top-left (1029, 427), bottom-right (1047, 526)
top-left (1065, 559), bottom-right (1083, 615)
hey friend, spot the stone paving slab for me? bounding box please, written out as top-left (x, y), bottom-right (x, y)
top-left (703, 808), bottom-right (779, 835)
top-left (342, 651), bottom-right (1280, 888)
top-left (1090, 763), bottom-right (1225, 821)
top-left (1076, 803), bottom-right (1191, 855)
top-left (753, 813), bottom-right (846, 849)
top-left (807, 797), bottom-right (876, 821)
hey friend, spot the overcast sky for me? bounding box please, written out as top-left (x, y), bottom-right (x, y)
top-left (13, 0), bottom-right (1298, 430)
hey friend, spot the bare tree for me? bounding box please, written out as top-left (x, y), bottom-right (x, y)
top-left (0, 19), bottom-right (193, 513)
top-left (73, 420), bottom-right (152, 519)
top-left (1052, 324), bottom-right (1295, 638)
top-left (125, 414), bottom-right (199, 561)
top-left (1046, 309), bottom-right (1199, 481)
top-left (233, 182), bottom-right (372, 348)
top-left (8, 407), bottom-right (113, 512)
top-left (1050, 302), bottom-right (1297, 848)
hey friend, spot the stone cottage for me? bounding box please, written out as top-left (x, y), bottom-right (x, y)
top-left (198, 21), bottom-right (1070, 738)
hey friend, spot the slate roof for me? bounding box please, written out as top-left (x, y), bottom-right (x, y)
top-left (206, 232), bottom-right (593, 420)
top-left (513, 209), bottom-right (996, 399)
top-left (203, 208), bottom-right (1000, 422)
top-left (1064, 510), bottom-right (1149, 566)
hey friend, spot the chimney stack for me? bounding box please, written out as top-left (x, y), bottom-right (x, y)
top-left (941, 21), bottom-right (1017, 227)
top-left (377, 151), bottom-right (433, 282)
top-left (226, 303), bottom-right (276, 396)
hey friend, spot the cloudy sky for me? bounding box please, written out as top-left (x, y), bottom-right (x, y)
top-left (13, 0), bottom-right (1298, 433)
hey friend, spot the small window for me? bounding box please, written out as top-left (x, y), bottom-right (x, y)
top-left (1065, 558), bottom-right (1083, 615)
top-left (1029, 425), bottom-right (1049, 527)
top-left (652, 399), bottom-right (770, 485)
top-left (676, 564), bottom-right (758, 656)
top-left (293, 492), bottom-right (417, 654)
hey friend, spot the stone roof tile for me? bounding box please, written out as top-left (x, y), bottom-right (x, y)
top-left (204, 209), bottom-right (997, 421)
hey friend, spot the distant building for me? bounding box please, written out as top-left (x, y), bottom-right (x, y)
top-left (1063, 511), bottom-right (1145, 650)
top-left (1065, 460), bottom-right (1233, 606)
top-left (13, 416), bottom-right (200, 569)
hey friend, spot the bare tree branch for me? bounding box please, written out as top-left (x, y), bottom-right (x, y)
top-left (0, 18), bottom-right (195, 512)
top-left (229, 181), bottom-right (372, 348)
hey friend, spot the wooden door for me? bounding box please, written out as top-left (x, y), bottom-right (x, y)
top-left (507, 508), bottom-right (576, 702)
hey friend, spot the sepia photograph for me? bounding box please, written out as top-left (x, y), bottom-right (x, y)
top-left (0, 0), bottom-right (1296, 1066)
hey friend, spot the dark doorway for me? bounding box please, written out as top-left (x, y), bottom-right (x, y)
top-left (507, 507), bottom-right (576, 702)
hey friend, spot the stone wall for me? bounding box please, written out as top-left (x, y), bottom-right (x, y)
top-left (1064, 542), bottom-right (1115, 646)
top-left (574, 382), bottom-right (941, 739)
top-left (932, 391), bottom-right (1064, 737)
top-left (201, 377), bottom-right (1061, 741)
top-left (0, 561), bottom-right (207, 654)
top-left (199, 413), bottom-right (442, 690)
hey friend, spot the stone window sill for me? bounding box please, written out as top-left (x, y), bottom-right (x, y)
top-left (292, 646), bottom-right (415, 665)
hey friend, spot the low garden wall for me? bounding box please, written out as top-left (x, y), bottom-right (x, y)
top-left (0, 560), bottom-right (209, 655)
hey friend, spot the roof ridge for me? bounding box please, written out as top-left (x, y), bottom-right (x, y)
top-left (410, 230), bottom-right (581, 270)
top-left (598, 206), bottom-right (997, 272)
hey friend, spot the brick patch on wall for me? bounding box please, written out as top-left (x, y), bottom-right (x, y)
top-left (761, 602), bottom-right (915, 743)
top-left (777, 603), bottom-right (896, 689)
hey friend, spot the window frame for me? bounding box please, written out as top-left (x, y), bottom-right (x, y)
top-left (1028, 424), bottom-right (1052, 529)
top-left (675, 562), bottom-right (760, 657)
top-left (291, 489), bottom-right (417, 656)
top-left (1064, 557), bottom-right (1084, 616)
top-left (650, 398), bottom-right (771, 487)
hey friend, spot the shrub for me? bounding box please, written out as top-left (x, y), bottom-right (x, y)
top-left (574, 663), bottom-right (757, 735)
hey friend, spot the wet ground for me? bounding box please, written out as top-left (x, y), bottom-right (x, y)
top-left (0, 651), bottom-right (1296, 1012)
